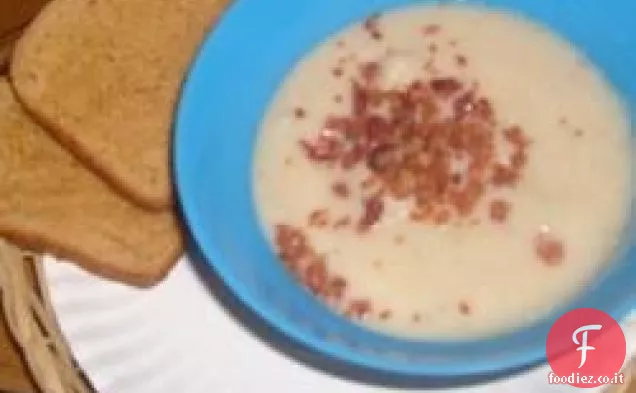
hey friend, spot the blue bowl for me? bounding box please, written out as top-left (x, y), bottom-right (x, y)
top-left (175, 0), bottom-right (636, 379)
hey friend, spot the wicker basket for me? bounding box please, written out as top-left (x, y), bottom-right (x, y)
top-left (0, 241), bottom-right (94, 393)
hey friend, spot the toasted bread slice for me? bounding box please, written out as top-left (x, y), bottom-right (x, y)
top-left (0, 78), bottom-right (183, 287)
top-left (11, 0), bottom-right (229, 209)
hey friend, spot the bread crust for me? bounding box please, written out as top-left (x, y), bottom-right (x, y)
top-left (0, 226), bottom-right (182, 288)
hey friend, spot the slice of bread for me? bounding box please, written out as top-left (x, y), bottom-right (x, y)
top-left (0, 78), bottom-right (183, 287)
top-left (11, 0), bottom-right (229, 209)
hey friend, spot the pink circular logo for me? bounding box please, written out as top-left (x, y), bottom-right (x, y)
top-left (546, 308), bottom-right (626, 388)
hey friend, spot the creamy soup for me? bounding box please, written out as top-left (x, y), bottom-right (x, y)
top-left (253, 5), bottom-right (632, 338)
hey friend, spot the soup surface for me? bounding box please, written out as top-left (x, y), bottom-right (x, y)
top-left (253, 5), bottom-right (632, 338)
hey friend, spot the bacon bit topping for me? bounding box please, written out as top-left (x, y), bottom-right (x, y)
top-left (490, 199), bottom-right (510, 223)
top-left (456, 55), bottom-right (468, 67)
top-left (324, 115), bottom-right (350, 134)
top-left (275, 225), bottom-right (307, 263)
top-left (363, 14), bottom-right (383, 40)
top-left (341, 145), bottom-right (366, 170)
top-left (332, 67), bottom-right (344, 78)
top-left (535, 231), bottom-right (565, 265)
top-left (358, 195), bottom-right (384, 232)
top-left (297, 61), bottom-right (531, 230)
top-left (275, 225), bottom-right (352, 306)
top-left (332, 181), bottom-right (350, 198)
top-left (453, 91), bottom-right (475, 119)
top-left (299, 136), bottom-right (341, 161)
top-left (430, 78), bottom-right (463, 96)
top-left (473, 98), bottom-right (494, 123)
top-left (504, 126), bottom-right (531, 148)
top-left (325, 276), bottom-right (347, 300)
top-left (379, 310), bottom-right (393, 320)
top-left (492, 164), bottom-right (520, 187)
top-left (422, 24), bottom-right (441, 35)
top-left (367, 144), bottom-right (399, 173)
top-left (305, 258), bottom-right (328, 294)
top-left (346, 299), bottom-right (372, 319)
top-left (333, 216), bottom-right (352, 229)
top-left (294, 107), bottom-right (306, 119)
top-left (458, 301), bottom-right (472, 315)
top-left (309, 209), bottom-right (330, 228)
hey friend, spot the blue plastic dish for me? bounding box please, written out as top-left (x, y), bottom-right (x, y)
top-left (175, 0), bottom-right (636, 379)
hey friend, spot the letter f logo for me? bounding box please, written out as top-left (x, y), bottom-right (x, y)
top-left (572, 324), bottom-right (602, 368)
